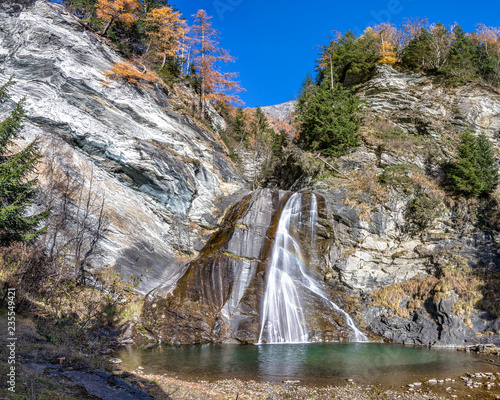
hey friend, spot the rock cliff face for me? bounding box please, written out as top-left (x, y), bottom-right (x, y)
top-left (4, 1), bottom-right (500, 348)
top-left (143, 189), bottom-right (359, 344)
top-left (358, 65), bottom-right (500, 142)
top-left (306, 65), bottom-right (500, 347)
top-left (261, 101), bottom-right (297, 121)
top-left (0, 0), bottom-right (247, 293)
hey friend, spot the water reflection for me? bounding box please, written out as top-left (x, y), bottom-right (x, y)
top-left (114, 343), bottom-right (497, 386)
top-left (257, 344), bottom-right (308, 380)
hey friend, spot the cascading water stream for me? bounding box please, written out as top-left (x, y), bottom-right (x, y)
top-left (258, 192), bottom-right (366, 344)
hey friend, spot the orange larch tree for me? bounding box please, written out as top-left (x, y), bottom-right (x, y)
top-left (475, 24), bottom-right (500, 55)
top-left (145, 6), bottom-right (186, 68)
top-left (372, 23), bottom-right (400, 64)
top-left (190, 9), bottom-right (243, 118)
top-left (96, 0), bottom-right (140, 36)
top-left (102, 61), bottom-right (157, 86)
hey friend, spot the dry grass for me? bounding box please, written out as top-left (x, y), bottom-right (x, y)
top-left (371, 252), bottom-right (487, 320)
top-left (342, 168), bottom-right (390, 203)
top-left (360, 117), bottom-right (440, 157)
top-left (0, 243), bottom-right (142, 353)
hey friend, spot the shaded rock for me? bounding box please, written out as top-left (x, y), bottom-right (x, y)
top-left (62, 370), bottom-right (157, 400)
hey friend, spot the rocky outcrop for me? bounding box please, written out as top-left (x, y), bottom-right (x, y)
top-left (0, 0), bottom-right (247, 293)
top-left (261, 101), bottom-right (297, 121)
top-left (296, 65), bottom-right (500, 347)
top-left (358, 64), bottom-right (500, 142)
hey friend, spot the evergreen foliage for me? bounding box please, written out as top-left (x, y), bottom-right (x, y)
top-left (0, 80), bottom-right (48, 246)
top-left (232, 107), bottom-right (245, 140)
top-left (401, 28), bottom-right (434, 71)
top-left (445, 130), bottom-right (498, 197)
top-left (405, 191), bottom-right (443, 233)
top-left (251, 107), bottom-right (270, 136)
top-left (296, 79), bottom-right (361, 157)
top-left (476, 133), bottom-right (499, 195)
top-left (322, 30), bottom-right (379, 85)
top-left (439, 26), bottom-right (478, 85)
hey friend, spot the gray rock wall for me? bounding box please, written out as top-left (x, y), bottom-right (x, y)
top-left (0, 0), bottom-right (247, 293)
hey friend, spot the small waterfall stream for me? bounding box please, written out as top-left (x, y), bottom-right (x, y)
top-left (258, 192), bottom-right (366, 344)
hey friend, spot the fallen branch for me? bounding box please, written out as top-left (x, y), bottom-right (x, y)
top-left (314, 154), bottom-right (354, 182)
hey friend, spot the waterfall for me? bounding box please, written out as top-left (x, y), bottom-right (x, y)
top-left (258, 192), bottom-right (366, 344)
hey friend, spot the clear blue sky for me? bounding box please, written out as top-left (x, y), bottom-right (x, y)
top-left (50, 0), bottom-right (500, 107)
top-left (174, 0), bottom-right (500, 107)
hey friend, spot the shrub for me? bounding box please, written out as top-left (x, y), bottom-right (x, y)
top-left (103, 61), bottom-right (157, 85)
top-left (405, 191), bottom-right (443, 233)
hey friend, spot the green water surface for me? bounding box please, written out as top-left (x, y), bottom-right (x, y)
top-left (115, 343), bottom-right (499, 386)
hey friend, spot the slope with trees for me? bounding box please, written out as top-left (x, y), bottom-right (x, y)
top-left (0, 79), bottom-right (48, 246)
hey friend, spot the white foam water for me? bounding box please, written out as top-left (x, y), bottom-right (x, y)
top-left (258, 192), bottom-right (366, 344)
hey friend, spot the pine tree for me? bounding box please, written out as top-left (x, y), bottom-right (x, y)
top-left (402, 28), bottom-right (434, 70)
top-left (233, 107), bottom-right (245, 139)
top-left (0, 80), bottom-right (48, 246)
top-left (440, 26), bottom-right (478, 85)
top-left (322, 30), bottom-right (379, 85)
top-left (476, 133), bottom-right (499, 195)
top-left (251, 107), bottom-right (270, 136)
top-left (296, 79), bottom-right (361, 157)
top-left (445, 130), bottom-right (498, 197)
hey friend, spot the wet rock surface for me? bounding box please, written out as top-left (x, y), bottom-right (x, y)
top-left (143, 189), bottom-right (355, 344)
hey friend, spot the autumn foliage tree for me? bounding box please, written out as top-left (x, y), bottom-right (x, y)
top-left (103, 61), bottom-right (157, 85)
top-left (190, 9), bottom-right (243, 118)
top-left (144, 5), bottom-right (186, 69)
top-left (96, 0), bottom-right (139, 36)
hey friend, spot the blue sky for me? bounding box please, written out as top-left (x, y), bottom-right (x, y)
top-left (50, 0), bottom-right (500, 107)
top-left (174, 0), bottom-right (500, 107)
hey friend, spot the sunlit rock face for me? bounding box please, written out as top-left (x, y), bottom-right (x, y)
top-left (143, 189), bottom-right (362, 344)
top-left (0, 0), bottom-right (247, 293)
top-left (358, 64), bottom-right (500, 142)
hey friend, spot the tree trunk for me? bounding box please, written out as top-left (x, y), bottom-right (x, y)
top-left (161, 52), bottom-right (167, 69)
top-left (102, 16), bottom-right (114, 36)
top-left (201, 23), bottom-right (206, 119)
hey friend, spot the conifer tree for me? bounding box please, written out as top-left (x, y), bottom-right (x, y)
top-left (402, 28), bottom-right (434, 70)
top-left (322, 30), bottom-right (379, 84)
top-left (476, 133), bottom-right (499, 195)
top-left (379, 41), bottom-right (398, 64)
top-left (190, 10), bottom-right (243, 118)
top-left (233, 107), bottom-right (245, 139)
top-left (0, 80), bottom-right (48, 246)
top-left (96, 0), bottom-right (139, 36)
top-left (251, 107), bottom-right (270, 137)
top-left (296, 79), bottom-right (361, 157)
top-left (446, 130), bottom-right (482, 197)
top-left (440, 26), bottom-right (478, 85)
top-left (445, 130), bottom-right (498, 197)
top-left (144, 5), bottom-right (186, 69)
